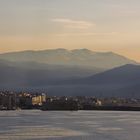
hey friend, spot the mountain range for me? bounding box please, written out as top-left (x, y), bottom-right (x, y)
top-left (0, 48), bottom-right (137, 69)
top-left (0, 48), bottom-right (139, 97)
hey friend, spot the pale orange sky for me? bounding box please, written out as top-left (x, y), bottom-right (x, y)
top-left (0, 0), bottom-right (140, 62)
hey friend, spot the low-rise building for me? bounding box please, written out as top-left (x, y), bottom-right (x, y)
top-left (32, 94), bottom-right (46, 106)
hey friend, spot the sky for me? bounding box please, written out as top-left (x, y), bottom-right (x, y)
top-left (0, 0), bottom-right (140, 61)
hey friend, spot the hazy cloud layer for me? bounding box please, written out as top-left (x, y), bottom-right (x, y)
top-left (51, 18), bottom-right (95, 29)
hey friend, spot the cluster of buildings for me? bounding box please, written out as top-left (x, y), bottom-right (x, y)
top-left (0, 91), bottom-right (16, 110)
top-left (0, 91), bottom-right (46, 110)
top-left (0, 91), bottom-right (140, 111)
top-left (42, 96), bottom-right (79, 110)
top-left (18, 92), bottom-right (46, 109)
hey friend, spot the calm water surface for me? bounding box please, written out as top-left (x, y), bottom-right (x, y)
top-left (0, 110), bottom-right (140, 140)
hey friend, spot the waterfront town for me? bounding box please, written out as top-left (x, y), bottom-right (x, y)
top-left (0, 91), bottom-right (140, 111)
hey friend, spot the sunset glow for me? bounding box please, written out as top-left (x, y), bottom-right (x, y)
top-left (0, 0), bottom-right (140, 61)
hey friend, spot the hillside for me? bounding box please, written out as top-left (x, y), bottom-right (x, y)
top-left (0, 60), bottom-right (102, 88)
top-left (45, 64), bottom-right (140, 97)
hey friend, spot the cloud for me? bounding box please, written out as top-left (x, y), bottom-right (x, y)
top-left (51, 18), bottom-right (95, 29)
top-left (55, 32), bottom-right (118, 37)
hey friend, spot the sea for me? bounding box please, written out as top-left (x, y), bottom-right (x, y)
top-left (0, 110), bottom-right (140, 140)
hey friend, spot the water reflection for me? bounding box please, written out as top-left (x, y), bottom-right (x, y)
top-left (0, 110), bottom-right (140, 140)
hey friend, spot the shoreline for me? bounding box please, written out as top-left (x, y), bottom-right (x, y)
top-left (1, 106), bottom-right (140, 111)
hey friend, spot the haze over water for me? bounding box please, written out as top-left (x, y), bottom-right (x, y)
top-left (0, 110), bottom-right (140, 140)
